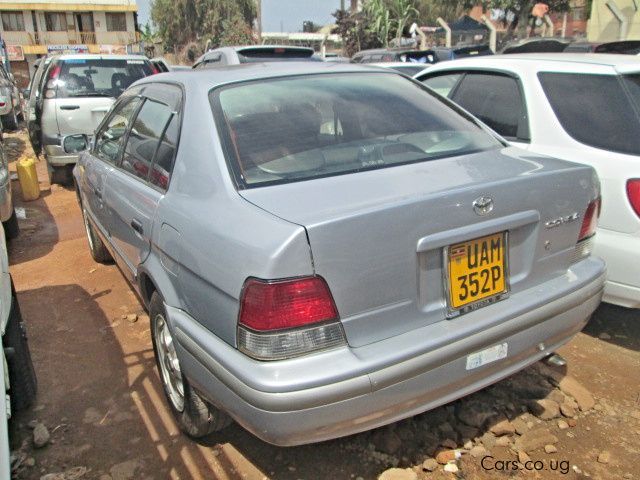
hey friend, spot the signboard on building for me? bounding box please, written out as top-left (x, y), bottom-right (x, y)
top-left (6, 45), bottom-right (24, 62)
top-left (99, 45), bottom-right (127, 55)
top-left (47, 44), bottom-right (89, 55)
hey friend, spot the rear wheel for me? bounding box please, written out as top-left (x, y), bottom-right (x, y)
top-left (2, 209), bottom-right (19, 240)
top-left (82, 206), bottom-right (111, 263)
top-left (48, 165), bottom-right (73, 186)
top-left (1, 108), bottom-right (18, 131)
top-left (5, 289), bottom-right (37, 411)
top-left (149, 292), bottom-right (231, 438)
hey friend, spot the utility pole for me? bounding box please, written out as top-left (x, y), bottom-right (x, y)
top-left (256, 0), bottom-right (262, 41)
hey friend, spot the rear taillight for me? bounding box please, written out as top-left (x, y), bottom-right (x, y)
top-left (150, 64), bottom-right (159, 75)
top-left (44, 64), bottom-right (61, 99)
top-left (237, 276), bottom-right (346, 360)
top-left (628, 179), bottom-right (640, 218)
top-left (578, 197), bottom-right (601, 242)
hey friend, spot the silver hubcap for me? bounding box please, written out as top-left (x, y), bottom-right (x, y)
top-left (154, 313), bottom-right (185, 412)
top-left (82, 208), bottom-right (95, 252)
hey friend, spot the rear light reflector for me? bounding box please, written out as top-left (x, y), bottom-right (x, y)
top-left (237, 276), bottom-right (345, 360)
top-left (628, 179), bottom-right (640, 218)
top-left (578, 197), bottom-right (601, 242)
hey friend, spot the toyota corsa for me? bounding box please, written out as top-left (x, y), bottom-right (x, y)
top-left (70, 63), bottom-right (605, 446)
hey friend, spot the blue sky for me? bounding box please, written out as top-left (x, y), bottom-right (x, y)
top-left (137, 0), bottom-right (342, 32)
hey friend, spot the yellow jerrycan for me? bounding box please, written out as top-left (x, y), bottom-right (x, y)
top-left (16, 157), bottom-right (40, 201)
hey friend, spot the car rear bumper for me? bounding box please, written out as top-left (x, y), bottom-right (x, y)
top-left (43, 144), bottom-right (78, 166)
top-left (593, 228), bottom-right (640, 308)
top-left (170, 257), bottom-right (605, 446)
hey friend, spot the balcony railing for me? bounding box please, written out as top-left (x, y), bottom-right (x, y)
top-left (1, 30), bottom-right (135, 46)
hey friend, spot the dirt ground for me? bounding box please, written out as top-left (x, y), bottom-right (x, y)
top-left (4, 129), bottom-right (640, 480)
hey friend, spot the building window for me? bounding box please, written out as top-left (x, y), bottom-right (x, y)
top-left (45, 12), bottom-right (67, 31)
top-left (106, 12), bottom-right (127, 32)
top-left (2, 12), bottom-right (25, 31)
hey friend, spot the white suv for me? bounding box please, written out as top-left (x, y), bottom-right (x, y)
top-left (417, 53), bottom-right (640, 309)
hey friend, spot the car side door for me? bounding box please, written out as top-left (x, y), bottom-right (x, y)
top-left (104, 83), bottom-right (181, 281)
top-left (80, 94), bottom-right (142, 244)
top-left (419, 70), bottom-right (531, 147)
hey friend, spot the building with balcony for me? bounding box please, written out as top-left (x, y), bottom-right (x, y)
top-left (0, 0), bottom-right (139, 87)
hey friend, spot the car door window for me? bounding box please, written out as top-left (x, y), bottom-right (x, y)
top-left (121, 99), bottom-right (173, 182)
top-left (450, 72), bottom-right (529, 141)
top-left (149, 114), bottom-right (178, 190)
top-left (420, 73), bottom-right (463, 97)
top-left (94, 97), bottom-right (141, 164)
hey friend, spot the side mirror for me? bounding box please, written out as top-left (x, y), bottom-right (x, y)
top-left (62, 134), bottom-right (89, 154)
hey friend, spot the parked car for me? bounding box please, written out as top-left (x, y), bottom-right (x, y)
top-left (501, 37), bottom-right (571, 54)
top-left (25, 56), bottom-right (52, 158)
top-left (351, 47), bottom-right (437, 65)
top-left (432, 44), bottom-right (493, 61)
top-left (192, 46), bottom-right (320, 69)
top-left (0, 222), bottom-right (38, 476)
top-left (70, 62), bottom-right (604, 446)
top-left (30, 54), bottom-right (155, 185)
top-left (369, 61), bottom-right (429, 76)
top-left (564, 40), bottom-right (640, 54)
top-left (416, 53), bottom-right (640, 308)
top-left (0, 128), bottom-right (18, 239)
top-left (0, 62), bottom-right (23, 131)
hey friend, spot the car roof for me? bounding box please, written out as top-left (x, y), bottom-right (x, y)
top-left (419, 52), bottom-right (640, 71)
top-left (134, 61), bottom-right (394, 91)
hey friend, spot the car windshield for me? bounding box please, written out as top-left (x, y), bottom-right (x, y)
top-left (56, 58), bottom-right (153, 98)
top-left (211, 72), bottom-right (501, 188)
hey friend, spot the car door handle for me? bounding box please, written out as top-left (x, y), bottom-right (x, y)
top-left (131, 218), bottom-right (144, 235)
top-left (60, 105), bottom-right (80, 110)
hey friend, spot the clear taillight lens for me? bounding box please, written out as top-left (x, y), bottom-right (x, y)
top-left (237, 276), bottom-right (346, 360)
top-left (628, 179), bottom-right (640, 218)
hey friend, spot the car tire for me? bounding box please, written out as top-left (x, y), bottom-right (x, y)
top-left (4, 287), bottom-right (37, 412)
top-left (2, 209), bottom-right (19, 240)
top-left (149, 291), bottom-right (231, 438)
top-left (82, 206), bottom-right (112, 263)
top-left (1, 109), bottom-right (18, 131)
top-left (48, 165), bottom-right (72, 186)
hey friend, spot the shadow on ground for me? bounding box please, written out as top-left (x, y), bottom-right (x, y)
top-left (583, 303), bottom-right (639, 352)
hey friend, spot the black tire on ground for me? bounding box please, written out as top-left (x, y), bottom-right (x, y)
top-left (4, 288), bottom-right (37, 411)
top-left (2, 209), bottom-right (19, 240)
top-left (149, 291), bottom-right (231, 438)
top-left (48, 165), bottom-right (72, 186)
top-left (82, 206), bottom-right (112, 263)
top-left (1, 109), bottom-right (18, 131)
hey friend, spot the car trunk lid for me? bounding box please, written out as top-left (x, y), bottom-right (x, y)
top-left (239, 147), bottom-right (598, 347)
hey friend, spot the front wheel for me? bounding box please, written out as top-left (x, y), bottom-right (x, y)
top-left (149, 292), bottom-right (231, 438)
top-left (82, 206), bottom-right (111, 263)
top-left (2, 209), bottom-right (19, 240)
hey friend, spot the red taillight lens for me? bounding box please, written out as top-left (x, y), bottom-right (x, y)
top-left (578, 197), bottom-right (601, 241)
top-left (628, 179), bottom-right (640, 218)
top-left (48, 64), bottom-right (61, 81)
top-left (239, 276), bottom-right (338, 331)
top-left (150, 64), bottom-right (159, 75)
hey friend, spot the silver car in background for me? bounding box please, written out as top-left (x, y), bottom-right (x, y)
top-left (72, 63), bottom-right (605, 446)
top-left (0, 62), bottom-right (23, 131)
top-left (36, 54), bottom-right (154, 184)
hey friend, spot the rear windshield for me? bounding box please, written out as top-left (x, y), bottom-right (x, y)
top-left (56, 58), bottom-right (153, 98)
top-left (539, 72), bottom-right (640, 155)
top-left (211, 73), bottom-right (501, 188)
top-left (237, 48), bottom-right (318, 63)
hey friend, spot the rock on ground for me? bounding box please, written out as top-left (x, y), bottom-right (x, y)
top-left (558, 377), bottom-right (595, 411)
top-left (33, 423), bottom-right (50, 448)
top-left (514, 428), bottom-right (559, 453)
top-left (378, 468), bottom-right (418, 480)
top-left (528, 399), bottom-right (561, 420)
top-left (597, 451), bottom-right (611, 464)
top-left (422, 458), bottom-right (438, 472)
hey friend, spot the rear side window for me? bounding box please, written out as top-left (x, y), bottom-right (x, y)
top-left (121, 99), bottom-right (174, 183)
top-left (539, 72), bottom-right (640, 155)
top-left (56, 58), bottom-right (153, 99)
top-left (150, 115), bottom-right (178, 190)
top-left (450, 72), bottom-right (529, 140)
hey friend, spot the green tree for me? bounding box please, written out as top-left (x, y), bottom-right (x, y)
top-left (150, 0), bottom-right (256, 54)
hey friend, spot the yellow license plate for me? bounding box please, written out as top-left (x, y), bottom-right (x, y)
top-left (447, 232), bottom-right (508, 311)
